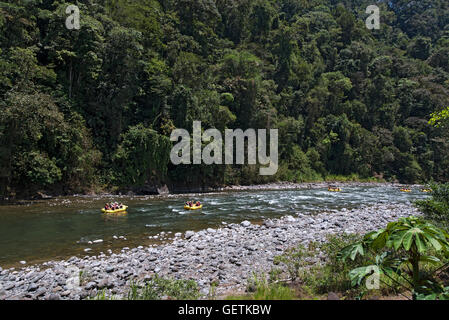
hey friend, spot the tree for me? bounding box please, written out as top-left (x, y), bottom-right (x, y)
top-left (113, 124), bottom-right (171, 187)
top-left (429, 107), bottom-right (449, 128)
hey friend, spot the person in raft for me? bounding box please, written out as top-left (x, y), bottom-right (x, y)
top-left (104, 202), bottom-right (123, 210)
top-left (196, 201), bottom-right (201, 207)
top-left (186, 201), bottom-right (196, 207)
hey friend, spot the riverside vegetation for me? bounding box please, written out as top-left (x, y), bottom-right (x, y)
top-left (1, 0), bottom-right (449, 199)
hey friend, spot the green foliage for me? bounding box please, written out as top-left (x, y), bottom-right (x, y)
top-left (88, 289), bottom-right (118, 300)
top-left (88, 275), bottom-right (200, 300)
top-left (227, 272), bottom-right (296, 300)
top-left (416, 287), bottom-right (449, 300)
top-left (416, 183), bottom-right (449, 230)
top-left (310, 234), bottom-right (374, 296)
top-left (0, 90), bottom-right (100, 194)
top-left (17, 151), bottom-right (62, 186)
top-left (429, 107), bottom-right (449, 128)
top-left (112, 124), bottom-right (171, 187)
top-left (1, 0), bottom-right (449, 198)
top-left (339, 216), bottom-right (449, 299)
top-left (273, 244), bottom-right (308, 281)
top-left (127, 275), bottom-right (200, 300)
top-left (250, 280), bottom-right (295, 300)
top-left (271, 234), bottom-right (387, 299)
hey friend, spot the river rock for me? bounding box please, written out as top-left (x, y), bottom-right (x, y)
top-left (185, 231), bottom-right (195, 239)
top-left (241, 221), bottom-right (251, 227)
top-left (327, 292), bottom-right (340, 300)
top-left (97, 278), bottom-right (113, 289)
top-left (27, 283), bottom-right (38, 292)
top-left (34, 288), bottom-right (46, 298)
top-left (4, 283), bottom-right (15, 290)
top-left (85, 282), bottom-right (97, 290)
top-left (60, 290), bottom-right (71, 297)
top-left (105, 266), bottom-right (115, 273)
top-left (48, 293), bottom-right (60, 300)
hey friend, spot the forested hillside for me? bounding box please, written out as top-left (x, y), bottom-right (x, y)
top-left (1, 0), bottom-right (449, 198)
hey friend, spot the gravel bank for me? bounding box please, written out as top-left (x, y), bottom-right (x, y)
top-left (223, 181), bottom-right (425, 191)
top-left (0, 203), bottom-right (421, 300)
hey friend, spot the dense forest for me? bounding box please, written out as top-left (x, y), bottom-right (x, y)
top-left (1, 0), bottom-right (449, 199)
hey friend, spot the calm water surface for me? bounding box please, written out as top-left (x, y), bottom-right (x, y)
top-left (0, 186), bottom-right (429, 267)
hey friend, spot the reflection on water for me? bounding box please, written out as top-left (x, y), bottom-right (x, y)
top-left (0, 186), bottom-right (429, 267)
top-left (102, 212), bottom-right (128, 221)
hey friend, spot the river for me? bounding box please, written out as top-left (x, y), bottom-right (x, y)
top-left (0, 185), bottom-right (429, 268)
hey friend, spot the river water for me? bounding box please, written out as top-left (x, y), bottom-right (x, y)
top-left (0, 185), bottom-right (429, 268)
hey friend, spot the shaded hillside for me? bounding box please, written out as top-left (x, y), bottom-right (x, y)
top-left (0, 0), bottom-right (448, 198)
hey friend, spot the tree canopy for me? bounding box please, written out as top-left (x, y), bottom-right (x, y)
top-left (1, 0), bottom-right (449, 198)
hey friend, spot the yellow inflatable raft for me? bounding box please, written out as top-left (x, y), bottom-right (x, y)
top-left (421, 189), bottom-right (432, 193)
top-left (101, 205), bottom-right (128, 213)
top-left (328, 188), bottom-right (341, 192)
top-left (400, 189), bottom-right (412, 193)
top-left (184, 204), bottom-right (203, 210)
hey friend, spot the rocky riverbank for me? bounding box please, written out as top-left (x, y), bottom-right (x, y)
top-left (0, 203), bottom-right (422, 300)
top-left (4, 181), bottom-right (426, 203)
top-left (223, 181), bottom-right (425, 191)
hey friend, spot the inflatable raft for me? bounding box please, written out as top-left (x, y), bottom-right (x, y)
top-left (101, 205), bottom-right (128, 214)
top-left (400, 189), bottom-right (412, 193)
top-left (184, 204), bottom-right (203, 210)
top-left (328, 188), bottom-right (341, 192)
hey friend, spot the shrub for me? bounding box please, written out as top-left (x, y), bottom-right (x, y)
top-left (416, 183), bottom-right (449, 230)
top-left (339, 216), bottom-right (449, 299)
top-left (127, 275), bottom-right (200, 300)
top-left (227, 273), bottom-right (296, 300)
top-left (273, 234), bottom-right (375, 298)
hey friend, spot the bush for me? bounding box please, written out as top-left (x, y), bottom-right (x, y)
top-left (304, 234), bottom-right (382, 297)
top-left (112, 124), bottom-right (172, 187)
top-left (127, 275), bottom-right (200, 300)
top-left (227, 273), bottom-right (296, 300)
top-left (272, 234), bottom-right (379, 298)
top-left (416, 183), bottom-right (449, 230)
top-left (339, 216), bottom-right (449, 300)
